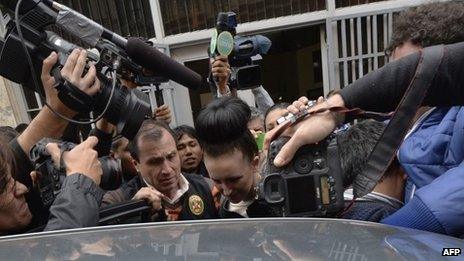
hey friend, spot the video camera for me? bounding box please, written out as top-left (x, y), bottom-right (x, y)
top-left (29, 138), bottom-right (122, 208)
top-left (0, 0), bottom-right (203, 139)
top-left (210, 12), bottom-right (272, 90)
top-left (0, 0), bottom-right (150, 139)
top-left (260, 136), bottom-right (345, 217)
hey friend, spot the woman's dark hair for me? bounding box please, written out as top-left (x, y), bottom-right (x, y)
top-left (0, 141), bottom-right (15, 194)
top-left (173, 125), bottom-right (199, 142)
top-left (195, 97), bottom-right (258, 162)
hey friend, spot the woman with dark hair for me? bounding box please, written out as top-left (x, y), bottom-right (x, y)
top-left (173, 125), bottom-right (209, 178)
top-left (195, 97), bottom-right (274, 218)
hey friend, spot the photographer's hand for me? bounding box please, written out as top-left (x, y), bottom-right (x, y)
top-left (264, 94), bottom-right (345, 167)
top-left (211, 55), bottom-right (231, 94)
top-left (46, 136), bottom-right (102, 185)
top-left (41, 50), bottom-right (101, 116)
top-left (60, 49), bottom-right (101, 96)
top-left (132, 187), bottom-right (167, 213)
top-left (154, 104), bottom-right (172, 124)
top-left (18, 50), bottom-right (103, 156)
top-left (41, 51), bottom-right (75, 117)
top-left (19, 50), bottom-right (100, 150)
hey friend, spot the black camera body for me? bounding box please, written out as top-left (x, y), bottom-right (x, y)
top-left (30, 138), bottom-right (122, 208)
top-left (260, 136), bottom-right (345, 217)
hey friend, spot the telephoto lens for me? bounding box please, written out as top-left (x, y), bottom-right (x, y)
top-left (95, 77), bottom-right (151, 140)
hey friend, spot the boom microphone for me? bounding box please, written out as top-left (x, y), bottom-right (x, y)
top-left (126, 38), bottom-right (204, 90)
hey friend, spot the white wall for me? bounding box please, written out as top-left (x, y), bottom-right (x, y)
top-left (168, 44), bottom-right (207, 127)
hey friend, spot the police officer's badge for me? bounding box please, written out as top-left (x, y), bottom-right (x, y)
top-left (188, 195), bottom-right (204, 216)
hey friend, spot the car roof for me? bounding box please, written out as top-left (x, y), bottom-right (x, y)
top-left (0, 218), bottom-right (462, 260)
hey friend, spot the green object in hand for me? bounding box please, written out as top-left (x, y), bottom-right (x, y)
top-left (255, 132), bottom-right (265, 151)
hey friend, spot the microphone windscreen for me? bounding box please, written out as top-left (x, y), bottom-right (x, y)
top-left (255, 35), bottom-right (272, 54)
top-left (126, 38), bottom-right (204, 90)
top-left (216, 31), bottom-right (234, 56)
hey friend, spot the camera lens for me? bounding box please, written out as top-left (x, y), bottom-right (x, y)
top-left (95, 78), bottom-right (151, 140)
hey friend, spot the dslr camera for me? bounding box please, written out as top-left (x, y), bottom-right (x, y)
top-left (260, 136), bottom-right (345, 217)
top-left (29, 138), bottom-right (122, 208)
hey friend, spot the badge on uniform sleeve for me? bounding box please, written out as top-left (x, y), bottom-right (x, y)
top-left (188, 195), bottom-right (204, 216)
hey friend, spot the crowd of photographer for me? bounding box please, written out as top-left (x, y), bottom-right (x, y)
top-left (1, 1), bottom-right (464, 240)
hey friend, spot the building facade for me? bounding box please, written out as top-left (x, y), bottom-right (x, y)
top-left (0, 0), bottom-right (437, 127)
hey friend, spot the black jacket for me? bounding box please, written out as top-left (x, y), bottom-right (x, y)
top-left (339, 42), bottom-right (464, 112)
top-left (44, 174), bottom-right (105, 231)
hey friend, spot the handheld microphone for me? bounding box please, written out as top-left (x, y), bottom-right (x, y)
top-left (210, 12), bottom-right (236, 57)
top-left (126, 38), bottom-right (204, 90)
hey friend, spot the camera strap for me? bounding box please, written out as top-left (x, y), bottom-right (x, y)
top-left (353, 45), bottom-right (444, 198)
top-left (270, 106), bottom-right (393, 142)
top-left (52, 67), bottom-right (96, 112)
